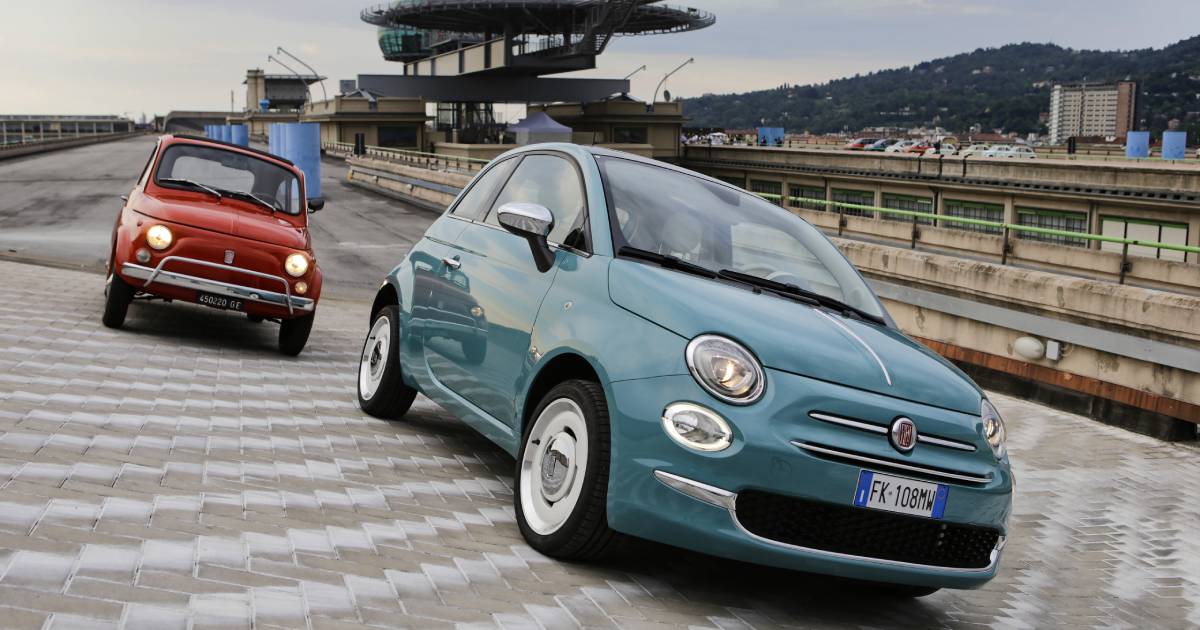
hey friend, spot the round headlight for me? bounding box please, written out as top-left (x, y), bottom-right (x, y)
top-left (982, 399), bottom-right (1007, 459)
top-left (662, 402), bottom-right (733, 452)
top-left (145, 225), bottom-right (173, 251)
top-left (685, 335), bottom-right (764, 404)
top-left (284, 253), bottom-right (309, 277)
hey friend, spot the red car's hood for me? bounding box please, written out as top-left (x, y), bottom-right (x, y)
top-left (137, 193), bottom-right (309, 250)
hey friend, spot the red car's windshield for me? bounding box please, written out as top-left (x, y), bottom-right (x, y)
top-left (154, 144), bottom-right (302, 215)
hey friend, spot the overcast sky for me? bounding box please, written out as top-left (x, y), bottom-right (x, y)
top-left (3, 0), bottom-right (1199, 120)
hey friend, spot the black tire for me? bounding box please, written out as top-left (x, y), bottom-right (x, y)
top-left (102, 273), bottom-right (135, 329)
top-left (247, 314), bottom-right (265, 323)
top-left (278, 312), bottom-right (314, 356)
top-left (357, 305), bottom-right (417, 419)
top-left (515, 379), bottom-right (618, 561)
top-left (462, 336), bottom-right (487, 364)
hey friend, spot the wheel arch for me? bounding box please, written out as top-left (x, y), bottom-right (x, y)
top-left (369, 280), bottom-right (400, 323)
top-left (519, 351), bottom-right (608, 437)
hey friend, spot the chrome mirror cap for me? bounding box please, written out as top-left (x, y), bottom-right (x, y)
top-left (497, 202), bottom-right (554, 238)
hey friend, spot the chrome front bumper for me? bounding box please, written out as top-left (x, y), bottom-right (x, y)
top-left (122, 257), bottom-right (314, 315)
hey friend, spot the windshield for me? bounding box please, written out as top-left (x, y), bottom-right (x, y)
top-left (598, 156), bottom-right (886, 320)
top-left (154, 144), bottom-right (302, 215)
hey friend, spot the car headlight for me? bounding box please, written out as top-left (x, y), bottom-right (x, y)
top-left (982, 399), bottom-right (1007, 459)
top-left (284, 253), bottom-right (309, 277)
top-left (145, 225), bottom-right (173, 251)
top-left (662, 402), bottom-right (733, 452)
top-left (685, 335), bottom-right (764, 404)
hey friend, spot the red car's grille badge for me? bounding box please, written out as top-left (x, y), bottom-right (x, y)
top-left (223, 250), bottom-right (235, 265)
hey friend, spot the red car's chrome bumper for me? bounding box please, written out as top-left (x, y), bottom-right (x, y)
top-left (122, 257), bottom-right (314, 314)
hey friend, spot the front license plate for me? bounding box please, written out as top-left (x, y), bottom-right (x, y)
top-left (197, 292), bottom-right (244, 312)
top-left (853, 470), bottom-right (947, 519)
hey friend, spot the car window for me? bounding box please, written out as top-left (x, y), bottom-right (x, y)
top-left (451, 157), bottom-right (518, 221)
top-left (137, 144), bottom-right (159, 186)
top-left (486, 154), bottom-right (587, 250)
top-left (154, 144), bottom-right (302, 215)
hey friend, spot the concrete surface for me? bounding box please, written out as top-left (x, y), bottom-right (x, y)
top-left (0, 135), bottom-right (436, 300)
top-left (0, 259), bottom-right (1199, 629)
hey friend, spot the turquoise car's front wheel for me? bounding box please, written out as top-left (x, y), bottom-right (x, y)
top-left (516, 380), bottom-right (617, 560)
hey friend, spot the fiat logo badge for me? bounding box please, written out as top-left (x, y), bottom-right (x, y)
top-left (890, 417), bottom-right (918, 453)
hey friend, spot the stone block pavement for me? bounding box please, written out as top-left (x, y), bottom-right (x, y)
top-left (0, 259), bottom-right (1197, 629)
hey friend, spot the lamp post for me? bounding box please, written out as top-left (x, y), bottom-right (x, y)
top-left (651, 58), bottom-right (694, 111)
top-left (623, 64), bottom-right (647, 80)
top-left (277, 46), bottom-right (328, 102)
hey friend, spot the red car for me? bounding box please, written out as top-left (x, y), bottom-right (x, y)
top-left (843, 137), bottom-right (880, 151)
top-left (103, 134), bottom-right (324, 355)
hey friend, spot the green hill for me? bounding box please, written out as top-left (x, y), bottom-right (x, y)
top-left (679, 37), bottom-right (1200, 138)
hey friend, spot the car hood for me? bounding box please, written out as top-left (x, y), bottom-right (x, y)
top-left (137, 193), bottom-right (309, 249)
top-left (608, 259), bottom-right (982, 415)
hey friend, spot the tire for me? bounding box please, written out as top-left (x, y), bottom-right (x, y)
top-left (102, 273), bottom-right (135, 329)
top-left (515, 379), bottom-right (617, 560)
top-left (278, 312), bottom-right (314, 356)
top-left (247, 314), bottom-right (265, 323)
top-left (462, 336), bottom-right (486, 364)
top-left (357, 305), bottom-right (417, 419)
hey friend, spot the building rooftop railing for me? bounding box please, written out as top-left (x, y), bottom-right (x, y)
top-left (324, 141), bottom-right (489, 174)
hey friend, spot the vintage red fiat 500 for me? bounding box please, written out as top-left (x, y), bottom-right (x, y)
top-left (103, 134), bottom-right (324, 355)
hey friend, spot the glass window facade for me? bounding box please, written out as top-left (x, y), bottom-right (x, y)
top-left (788, 185), bottom-right (827, 211)
top-left (1016, 208), bottom-right (1088, 247)
top-left (1100, 216), bottom-right (1190, 262)
top-left (882, 194), bottom-right (934, 224)
top-left (749, 179), bottom-right (783, 205)
top-left (831, 189), bottom-right (874, 217)
top-left (942, 199), bottom-right (1003, 234)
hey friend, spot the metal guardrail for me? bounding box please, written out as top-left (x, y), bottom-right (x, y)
top-left (325, 142), bottom-right (489, 174)
top-left (1, 132), bottom-right (137, 151)
top-left (753, 192), bottom-right (1200, 283)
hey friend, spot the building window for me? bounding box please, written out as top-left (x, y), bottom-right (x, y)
top-left (788, 185), bottom-right (826, 211)
top-left (831, 189), bottom-right (874, 217)
top-left (749, 179), bottom-right (783, 205)
top-left (942, 199), bottom-right (1003, 234)
top-left (1016, 208), bottom-right (1087, 247)
top-left (1100, 216), bottom-right (1190, 262)
top-left (714, 174), bottom-right (745, 188)
top-left (882, 194), bottom-right (933, 224)
top-left (613, 126), bottom-right (648, 144)
top-left (377, 125), bottom-right (418, 148)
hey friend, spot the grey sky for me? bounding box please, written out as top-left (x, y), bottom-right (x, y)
top-left (3, 0), bottom-right (1198, 118)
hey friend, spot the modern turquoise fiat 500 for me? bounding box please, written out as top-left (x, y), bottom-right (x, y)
top-left (357, 144), bottom-right (1012, 597)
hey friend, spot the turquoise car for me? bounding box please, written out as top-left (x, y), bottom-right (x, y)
top-left (357, 144), bottom-right (1012, 597)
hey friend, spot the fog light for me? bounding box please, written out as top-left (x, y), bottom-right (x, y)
top-left (662, 402), bottom-right (733, 452)
top-left (135, 248), bottom-right (151, 263)
top-left (293, 281), bottom-right (308, 295)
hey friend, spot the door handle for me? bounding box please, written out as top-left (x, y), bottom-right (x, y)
top-left (441, 256), bottom-right (461, 270)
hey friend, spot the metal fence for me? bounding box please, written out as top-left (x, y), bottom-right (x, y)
top-left (324, 142), bottom-right (489, 174)
top-left (752, 191), bottom-right (1200, 284)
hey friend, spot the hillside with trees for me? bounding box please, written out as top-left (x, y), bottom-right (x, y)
top-left (679, 37), bottom-right (1200, 138)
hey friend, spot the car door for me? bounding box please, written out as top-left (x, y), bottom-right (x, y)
top-left (425, 152), bottom-right (589, 429)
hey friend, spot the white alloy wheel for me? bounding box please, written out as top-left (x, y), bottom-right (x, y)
top-left (359, 315), bottom-right (391, 401)
top-left (519, 398), bottom-right (590, 536)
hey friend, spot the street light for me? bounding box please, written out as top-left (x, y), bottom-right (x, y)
top-left (652, 58), bottom-right (694, 110)
top-left (623, 64), bottom-right (647, 80)
top-left (277, 46), bottom-right (328, 102)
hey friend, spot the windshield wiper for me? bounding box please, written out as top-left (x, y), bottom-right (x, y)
top-left (160, 178), bottom-right (221, 199)
top-left (617, 246), bottom-right (716, 279)
top-left (220, 189), bottom-right (281, 214)
top-left (717, 268), bottom-right (886, 326)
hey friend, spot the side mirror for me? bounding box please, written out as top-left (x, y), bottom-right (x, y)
top-left (120, 195), bottom-right (129, 202)
top-left (307, 198), bottom-right (325, 213)
top-left (496, 202), bottom-right (555, 272)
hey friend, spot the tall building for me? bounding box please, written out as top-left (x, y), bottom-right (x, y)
top-left (1047, 81), bottom-right (1138, 144)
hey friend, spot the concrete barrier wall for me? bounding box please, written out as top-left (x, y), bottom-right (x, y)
top-left (345, 156), bottom-right (472, 210)
top-left (0, 132), bottom-right (142, 162)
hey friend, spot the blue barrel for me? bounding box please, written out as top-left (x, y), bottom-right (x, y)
top-left (259, 98), bottom-right (270, 113)
top-left (205, 124), bottom-right (213, 138)
top-left (222, 125), bottom-right (234, 143)
top-left (283, 123), bottom-right (322, 201)
top-left (230, 124), bottom-right (249, 147)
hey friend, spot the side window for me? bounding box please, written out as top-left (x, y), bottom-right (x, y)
top-left (451, 158), bottom-right (518, 221)
top-left (486, 154), bottom-right (587, 249)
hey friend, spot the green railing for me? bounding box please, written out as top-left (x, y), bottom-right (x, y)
top-left (325, 141), bottom-right (489, 173)
top-left (753, 192), bottom-right (1199, 283)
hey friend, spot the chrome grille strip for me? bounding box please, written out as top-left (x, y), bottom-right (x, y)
top-left (792, 441), bottom-right (993, 484)
top-left (807, 411), bottom-right (977, 452)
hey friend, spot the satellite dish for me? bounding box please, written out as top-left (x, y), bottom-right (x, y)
top-left (664, 89), bottom-right (672, 102)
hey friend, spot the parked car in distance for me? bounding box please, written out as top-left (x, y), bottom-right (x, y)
top-left (357, 144), bottom-right (1013, 597)
top-left (905, 141), bottom-right (933, 154)
top-left (103, 134), bottom-right (324, 355)
top-left (864, 139), bottom-right (897, 152)
top-left (925, 144), bottom-right (958, 156)
top-left (844, 138), bottom-right (881, 150)
top-left (983, 145), bottom-right (1037, 159)
top-left (958, 144), bottom-right (992, 157)
top-left (885, 140), bottom-right (917, 153)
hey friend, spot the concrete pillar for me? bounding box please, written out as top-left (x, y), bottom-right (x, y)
top-left (1003, 195), bottom-right (1017, 224)
top-left (873, 187), bottom-right (883, 220)
top-left (20, 122), bottom-right (25, 143)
